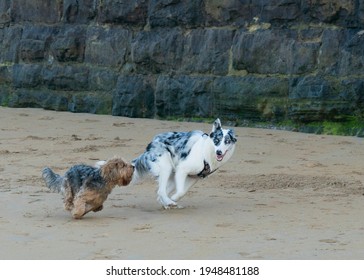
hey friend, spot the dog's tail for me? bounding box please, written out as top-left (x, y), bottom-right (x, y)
top-left (42, 167), bottom-right (63, 193)
top-left (131, 153), bottom-right (151, 181)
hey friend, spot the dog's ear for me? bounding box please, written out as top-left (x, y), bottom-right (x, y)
top-left (228, 129), bottom-right (237, 143)
top-left (101, 158), bottom-right (121, 180)
top-left (210, 118), bottom-right (222, 138)
top-left (212, 118), bottom-right (221, 133)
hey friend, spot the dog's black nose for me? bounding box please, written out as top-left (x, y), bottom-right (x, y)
top-left (216, 150), bottom-right (222, 156)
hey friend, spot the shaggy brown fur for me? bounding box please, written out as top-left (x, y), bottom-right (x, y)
top-left (42, 158), bottom-right (134, 219)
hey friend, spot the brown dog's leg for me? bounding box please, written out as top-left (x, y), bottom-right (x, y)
top-left (93, 205), bottom-right (103, 212)
top-left (71, 197), bottom-right (87, 219)
top-left (63, 180), bottom-right (74, 211)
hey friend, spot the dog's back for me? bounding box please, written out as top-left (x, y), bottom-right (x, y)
top-left (42, 167), bottom-right (64, 193)
top-left (132, 130), bottom-right (204, 179)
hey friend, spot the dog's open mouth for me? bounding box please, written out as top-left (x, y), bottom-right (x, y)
top-left (216, 151), bottom-right (227, 161)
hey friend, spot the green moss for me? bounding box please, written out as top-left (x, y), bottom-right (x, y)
top-left (321, 117), bottom-right (364, 136)
top-left (162, 116), bottom-right (216, 124)
top-left (272, 116), bottom-right (364, 137)
top-left (160, 115), bottom-right (364, 137)
top-left (0, 92), bottom-right (11, 107)
top-left (1, 95), bottom-right (9, 107)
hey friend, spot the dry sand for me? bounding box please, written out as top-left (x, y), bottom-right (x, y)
top-left (0, 107), bottom-right (363, 260)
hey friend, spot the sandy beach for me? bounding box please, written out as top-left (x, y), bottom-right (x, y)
top-left (0, 106), bottom-right (363, 260)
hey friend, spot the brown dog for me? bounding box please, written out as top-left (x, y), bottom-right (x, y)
top-left (42, 158), bottom-right (134, 219)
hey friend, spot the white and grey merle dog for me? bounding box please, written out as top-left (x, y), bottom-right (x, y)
top-left (132, 118), bottom-right (237, 208)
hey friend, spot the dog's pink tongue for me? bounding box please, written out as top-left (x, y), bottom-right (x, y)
top-left (217, 155), bottom-right (224, 161)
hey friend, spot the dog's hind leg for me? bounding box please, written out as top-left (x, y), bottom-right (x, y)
top-left (63, 179), bottom-right (74, 211)
top-left (171, 172), bottom-right (198, 203)
top-left (166, 176), bottom-right (176, 197)
top-left (155, 154), bottom-right (177, 209)
top-left (157, 172), bottom-right (177, 208)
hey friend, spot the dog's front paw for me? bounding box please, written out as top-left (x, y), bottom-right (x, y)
top-left (161, 201), bottom-right (177, 209)
top-left (94, 160), bottom-right (106, 168)
top-left (163, 203), bottom-right (185, 210)
top-left (163, 204), bottom-right (176, 210)
top-left (93, 205), bottom-right (103, 212)
top-left (158, 196), bottom-right (178, 209)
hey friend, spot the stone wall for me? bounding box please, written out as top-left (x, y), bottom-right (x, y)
top-left (1, 0), bottom-right (363, 126)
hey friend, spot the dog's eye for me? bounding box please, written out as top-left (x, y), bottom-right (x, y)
top-left (225, 139), bottom-right (231, 145)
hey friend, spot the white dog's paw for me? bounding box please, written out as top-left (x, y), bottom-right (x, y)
top-left (163, 203), bottom-right (184, 210)
top-left (158, 196), bottom-right (177, 209)
top-left (163, 204), bottom-right (173, 210)
top-left (94, 160), bottom-right (106, 168)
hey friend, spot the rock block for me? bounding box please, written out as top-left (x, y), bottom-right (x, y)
top-left (112, 75), bottom-right (156, 118)
top-left (10, 0), bottom-right (61, 23)
top-left (212, 76), bottom-right (289, 121)
top-left (155, 75), bottom-right (214, 118)
top-left (97, 0), bottom-right (148, 25)
top-left (85, 26), bottom-right (131, 68)
top-left (148, 0), bottom-right (204, 28)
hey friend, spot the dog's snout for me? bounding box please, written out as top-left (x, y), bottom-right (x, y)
top-left (216, 150), bottom-right (222, 156)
